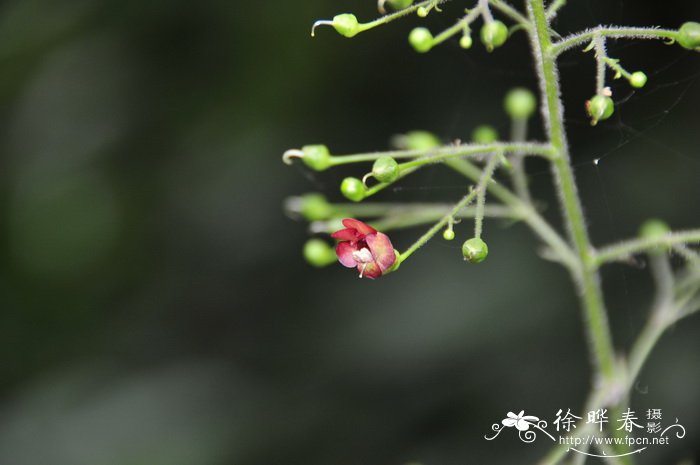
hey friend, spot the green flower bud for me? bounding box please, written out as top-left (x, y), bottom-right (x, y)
top-left (639, 219), bottom-right (670, 240)
top-left (471, 125), bottom-right (499, 144)
top-left (462, 237), bottom-right (489, 263)
top-left (504, 87), bottom-right (537, 120)
top-left (480, 21), bottom-right (508, 52)
top-left (340, 177), bottom-right (366, 202)
top-left (387, 0), bottom-right (414, 9)
top-left (303, 239), bottom-right (337, 267)
top-left (629, 71), bottom-right (647, 89)
top-left (393, 131), bottom-right (442, 150)
top-left (639, 219), bottom-right (671, 254)
top-left (443, 228), bottom-right (455, 241)
top-left (460, 34), bottom-right (473, 49)
top-left (331, 13), bottom-right (361, 38)
top-left (417, 6), bottom-right (429, 17)
top-left (678, 22), bottom-right (700, 51)
top-left (409, 27), bottom-right (433, 53)
top-left (298, 193), bottom-right (335, 221)
top-left (301, 144), bottom-right (332, 171)
top-left (372, 156), bottom-right (400, 183)
top-left (586, 95), bottom-right (614, 125)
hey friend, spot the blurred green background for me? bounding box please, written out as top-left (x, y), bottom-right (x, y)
top-left (0, 0), bottom-right (698, 464)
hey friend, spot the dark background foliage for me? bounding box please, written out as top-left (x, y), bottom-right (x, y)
top-left (0, 1), bottom-right (698, 464)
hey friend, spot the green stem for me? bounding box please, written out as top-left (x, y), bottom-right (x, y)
top-left (431, 7), bottom-right (483, 47)
top-left (528, 0), bottom-right (617, 383)
top-left (509, 116), bottom-right (533, 204)
top-left (399, 148), bottom-right (504, 263)
top-left (370, 205), bottom-right (517, 232)
top-left (552, 26), bottom-right (679, 56)
top-left (399, 188), bottom-right (480, 263)
top-left (328, 142), bottom-right (553, 167)
top-left (488, 0), bottom-right (531, 28)
top-left (446, 158), bottom-right (578, 271)
top-left (474, 153), bottom-right (501, 238)
top-left (545, 0), bottom-right (566, 20)
top-left (593, 34), bottom-right (607, 94)
top-left (308, 204), bottom-right (517, 234)
top-left (322, 201), bottom-right (512, 218)
top-left (594, 230), bottom-right (700, 266)
top-left (604, 57), bottom-right (633, 81)
top-left (364, 166), bottom-right (419, 197)
top-left (359, 0), bottom-right (450, 31)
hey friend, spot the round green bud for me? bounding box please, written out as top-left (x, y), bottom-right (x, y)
top-left (303, 239), bottom-right (337, 267)
top-left (629, 71), bottom-right (647, 89)
top-left (460, 34), bottom-right (473, 49)
top-left (639, 219), bottom-right (670, 241)
top-left (409, 27), bottom-right (433, 53)
top-left (417, 6), bottom-right (429, 17)
top-left (372, 156), bottom-right (400, 183)
top-left (471, 125), bottom-right (499, 144)
top-left (504, 87), bottom-right (537, 120)
top-left (331, 13), bottom-right (361, 38)
top-left (394, 131), bottom-right (442, 150)
top-left (301, 144), bottom-right (332, 171)
top-left (340, 177), bottom-right (366, 202)
top-left (586, 95), bottom-right (614, 125)
top-left (299, 193), bottom-right (334, 221)
top-left (443, 228), bottom-right (455, 241)
top-left (639, 219), bottom-right (671, 254)
top-left (480, 21), bottom-right (508, 52)
top-left (678, 22), bottom-right (700, 51)
top-left (462, 237), bottom-right (489, 263)
top-left (387, 0), bottom-right (414, 8)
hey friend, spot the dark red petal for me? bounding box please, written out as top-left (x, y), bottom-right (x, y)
top-left (365, 232), bottom-right (396, 272)
top-left (335, 241), bottom-right (358, 268)
top-left (341, 218), bottom-right (376, 237)
top-left (359, 261), bottom-right (382, 279)
top-left (331, 228), bottom-right (360, 241)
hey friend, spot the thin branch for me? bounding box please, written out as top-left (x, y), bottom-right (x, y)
top-left (545, 0), bottom-right (566, 21)
top-left (446, 158), bottom-right (579, 272)
top-left (594, 230), bottom-right (700, 267)
top-left (509, 115), bottom-right (533, 204)
top-left (327, 141), bottom-right (554, 166)
top-left (551, 26), bottom-right (678, 57)
top-left (593, 34), bottom-right (608, 95)
top-left (307, 204), bottom-right (518, 234)
top-left (489, 0), bottom-right (530, 28)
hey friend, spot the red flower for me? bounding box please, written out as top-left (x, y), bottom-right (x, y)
top-left (331, 219), bottom-right (396, 279)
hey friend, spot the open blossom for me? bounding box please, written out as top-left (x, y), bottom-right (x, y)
top-left (331, 219), bottom-right (396, 279)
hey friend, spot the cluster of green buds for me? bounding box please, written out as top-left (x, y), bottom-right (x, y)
top-left (408, 18), bottom-right (509, 54)
top-left (311, 0), bottom-right (514, 55)
top-left (289, 2), bottom-right (700, 280)
top-left (577, 21), bottom-right (700, 126)
top-left (284, 83), bottom-right (543, 275)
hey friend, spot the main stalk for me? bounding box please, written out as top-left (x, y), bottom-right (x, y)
top-left (526, 0), bottom-right (616, 383)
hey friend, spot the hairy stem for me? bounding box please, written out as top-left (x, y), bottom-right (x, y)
top-left (474, 153), bottom-right (501, 238)
top-left (328, 141), bottom-right (553, 166)
top-left (509, 116), bottom-right (533, 204)
top-left (446, 158), bottom-right (578, 272)
top-left (552, 26), bottom-right (679, 56)
top-left (489, 0), bottom-right (531, 28)
top-left (594, 230), bottom-right (700, 266)
top-left (528, 0), bottom-right (617, 383)
top-left (399, 187), bottom-right (480, 262)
